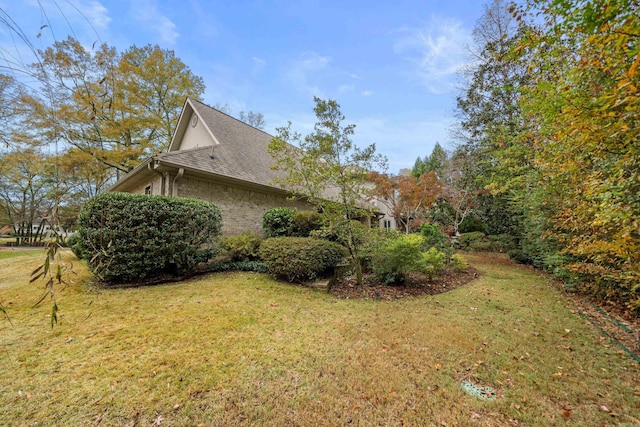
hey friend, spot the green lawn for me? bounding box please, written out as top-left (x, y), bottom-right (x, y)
top-left (0, 251), bottom-right (638, 426)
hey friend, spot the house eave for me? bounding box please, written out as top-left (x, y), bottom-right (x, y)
top-left (155, 159), bottom-right (292, 197)
top-left (109, 157), bottom-right (155, 192)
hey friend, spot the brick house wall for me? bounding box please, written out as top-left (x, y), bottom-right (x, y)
top-left (177, 177), bottom-right (311, 236)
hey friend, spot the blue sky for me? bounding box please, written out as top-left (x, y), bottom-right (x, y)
top-left (0, 0), bottom-right (487, 173)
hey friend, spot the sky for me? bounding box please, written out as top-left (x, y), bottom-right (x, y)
top-left (0, 0), bottom-right (488, 173)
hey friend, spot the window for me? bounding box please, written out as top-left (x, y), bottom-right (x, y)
top-left (145, 185), bottom-right (152, 195)
top-left (383, 219), bottom-right (392, 231)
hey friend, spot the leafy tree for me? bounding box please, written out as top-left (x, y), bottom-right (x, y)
top-left (0, 148), bottom-right (55, 241)
top-left (27, 37), bottom-right (205, 178)
top-left (0, 74), bottom-right (24, 148)
top-left (269, 97), bottom-right (387, 285)
top-left (514, 0), bottom-right (640, 311)
top-left (453, 0), bottom-right (533, 238)
top-left (369, 171), bottom-right (441, 233)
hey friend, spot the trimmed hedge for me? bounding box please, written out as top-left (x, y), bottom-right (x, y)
top-left (220, 233), bottom-right (262, 262)
top-left (259, 237), bottom-right (346, 282)
top-left (262, 207), bottom-right (296, 237)
top-left (77, 192), bottom-right (222, 284)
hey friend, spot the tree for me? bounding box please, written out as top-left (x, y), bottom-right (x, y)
top-left (239, 111), bottom-right (265, 130)
top-left (26, 37), bottom-right (205, 179)
top-left (0, 74), bottom-right (24, 148)
top-left (0, 148), bottom-right (55, 242)
top-left (514, 0), bottom-right (640, 311)
top-left (269, 97), bottom-right (387, 285)
top-left (369, 171), bottom-right (441, 233)
top-left (412, 142), bottom-right (448, 178)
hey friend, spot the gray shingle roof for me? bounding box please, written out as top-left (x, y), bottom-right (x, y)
top-left (161, 98), bottom-right (288, 190)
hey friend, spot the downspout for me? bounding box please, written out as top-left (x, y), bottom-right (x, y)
top-left (148, 158), bottom-right (166, 195)
top-left (172, 168), bottom-right (184, 197)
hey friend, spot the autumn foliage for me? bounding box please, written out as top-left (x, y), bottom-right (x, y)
top-left (368, 171), bottom-right (441, 233)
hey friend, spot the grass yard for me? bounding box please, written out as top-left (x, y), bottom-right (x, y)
top-left (0, 251), bottom-right (638, 426)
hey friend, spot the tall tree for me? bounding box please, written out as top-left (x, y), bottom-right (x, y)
top-left (515, 0), bottom-right (640, 311)
top-left (269, 97), bottom-right (387, 285)
top-left (0, 148), bottom-right (55, 240)
top-left (453, 0), bottom-right (533, 236)
top-left (26, 37), bottom-right (205, 178)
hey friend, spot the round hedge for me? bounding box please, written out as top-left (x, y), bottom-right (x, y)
top-left (77, 192), bottom-right (222, 284)
top-left (259, 237), bottom-right (346, 282)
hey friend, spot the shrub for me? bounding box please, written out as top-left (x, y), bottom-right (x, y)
top-left (419, 223), bottom-right (451, 258)
top-left (290, 210), bottom-right (323, 237)
top-left (259, 237), bottom-right (346, 282)
top-left (220, 233), bottom-right (262, 262)
top-left (372, 234), bottom-right (445, 285)
top-left (457, 231), bottom-right (486, 250)
top-left (78, 193), bottom-right (222, 284)
top-left (420, 247), bottom-right (445, 279)
top-left (450, 253), bottom-right (468, 272)
top-left (65, 233), bottom-right (88, 260)
top-left (262, 207), bottom-right (296, 237)
top-left (487, 234), bottom-right (519, 252)
top-left (508, 249), bottom-right (533, 265)
top-left (468, 239), bottom-right (495, 252)
top-left (359, 228), bottom-right (400, 273)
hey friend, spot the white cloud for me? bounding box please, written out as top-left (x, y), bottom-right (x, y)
top-left (286, 51), bottom-right (331, 98)
top-left (361, 90), bottom-right (374, 97)
top-left (132, 0), bottom-right (179, 46)
top-left (74, 0), bottom-right (111, 30)
top-left (394, 16), bottom-right (472, 94)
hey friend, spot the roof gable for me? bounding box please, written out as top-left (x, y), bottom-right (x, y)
top-left (162, 97), bottom-right (288, 189)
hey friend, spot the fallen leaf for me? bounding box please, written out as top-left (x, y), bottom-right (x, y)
top-left (561, 410), bottom-right (571, 418)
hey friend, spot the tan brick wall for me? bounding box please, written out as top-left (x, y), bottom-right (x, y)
top-left (177, 177), bottom-right (311, 236)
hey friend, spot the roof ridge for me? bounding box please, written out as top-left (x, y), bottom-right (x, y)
top-left (189, 97), bottom-right (275, 139)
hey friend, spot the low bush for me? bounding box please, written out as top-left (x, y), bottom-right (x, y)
top-left (259, 237), bottom-right (346, 282)
top-left (290, 210), bottom-right (323, 237)
top-left (262, 207), bottom-right (296, 238)
top-left (419, 222), bottom-right (452, 259)
top-left (508, 249), bottom-right (533, 265)
top-left (78, 193), bottom-right (222, 284)
top-left (468, 239), bottom-right (495, 252)
top-left (450, 253), bottom-right (468, 272)
top-left (220, 233), bottom-right (262, 262)
top-left (372, 234), bottom-right (445, 285)
top-left (457, 232), bottom-right (486, 250)
top-left (359, 228), bottom-right (400, 273)
top-left (420, 247), bottom-right (445, 279)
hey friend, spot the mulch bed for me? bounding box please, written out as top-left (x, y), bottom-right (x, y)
top-left (329, 267), bottom-right (481, 300)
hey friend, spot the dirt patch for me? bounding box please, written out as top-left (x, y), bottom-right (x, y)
top-left (329, 267), bottom-right (481, 300)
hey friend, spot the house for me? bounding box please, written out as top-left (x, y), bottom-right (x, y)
top-left (111, 98), bottom-right (395, 235)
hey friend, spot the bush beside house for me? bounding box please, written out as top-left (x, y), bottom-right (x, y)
top-left (259, 237), bottom-right (346, 282)
top-left (77, 193), bottom-right (222, 284)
